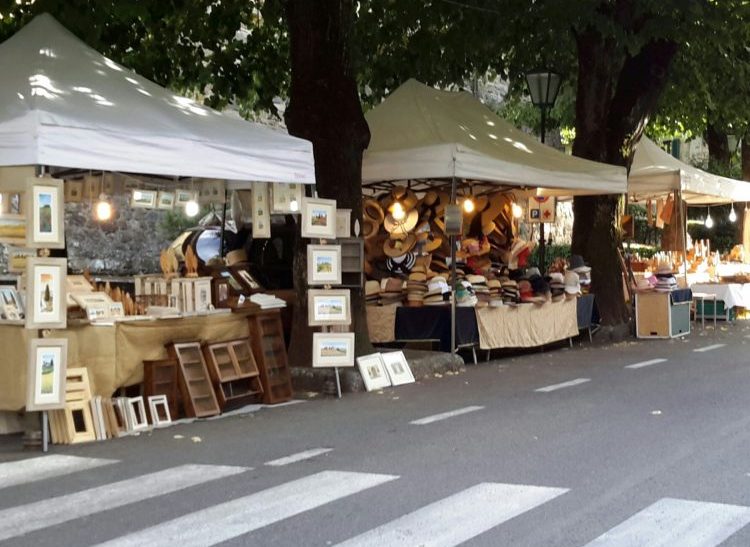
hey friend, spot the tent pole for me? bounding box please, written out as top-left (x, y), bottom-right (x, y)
top-left (679, 189), bottom-right (689, 287)
top-left (450, 175), bottom-right (457, 354)
top-left (219, 189), bottom-right (228, 258)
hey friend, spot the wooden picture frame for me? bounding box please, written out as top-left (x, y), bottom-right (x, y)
top-left (271, 182), bottom-right (303, 213)
top-left (307, 244), bottom-right (342, 286)
top-left (131, 189), bottom-right (157, 209)
top-left (252, 182), bottom-right (271, 239)
top-left (26, 257), bottom-right (67, 329)
top-left (312, 332), bottom-right (355, 368)
top-left (301, 197), bottom-right (337, 239)
top-left (72, 292), bottom-right (114, 310)
top-left (198, 179), bottom-right (226, 204)
top-left (175, 188), bottom-right (196, 207)
top-left (356, 353), bottom-right (391, 391)
top-left (0, 285), bottom-right (24, 320)
top-left (336, 209), bottom-right (352, 238)
top-left (307, 289), bottom-right (351, 326)
top-left (157, 191), bottom-right (175, 210)
top-left (26, 178), bottom-right (65, 249)
top-left (64, 180), bottom-right (84, 203)
top-left (381, 351), bottom-right (416, 385)
top-left (26, 338), bottom-right (68, 411)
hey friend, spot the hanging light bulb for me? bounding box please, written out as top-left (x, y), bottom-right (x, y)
top-left (391, 201), bottom-right (405, 220)
top-left (95, 194), bottom-right (113, 221)
top-left (462, 197), bottom-right (475, 214)
top-left (704, 207), bottom-right (714, 229)
top-left (512, 202), bottom-right (523, 219)
top-left (184, 198), bottom-right (200, 218)
top-left (729, 204), bottom-right (737, 222)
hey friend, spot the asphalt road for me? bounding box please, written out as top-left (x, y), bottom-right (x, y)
top-left (2, 321), bottom-right (750, 546)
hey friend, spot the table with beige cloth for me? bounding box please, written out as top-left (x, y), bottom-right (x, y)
top-left (0, 313), bottom-right (250, 412)
top-left (366, 298), bottom-right (580, 350)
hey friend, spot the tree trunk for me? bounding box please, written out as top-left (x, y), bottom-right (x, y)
top-left (571, 25), bottom-right (677, 326)
top-left (741, 138), bottom-right (750, 258)
top-left (284, 0), bottom-right (373, 366)
top-left (705, 121), bottom-right (730, 175)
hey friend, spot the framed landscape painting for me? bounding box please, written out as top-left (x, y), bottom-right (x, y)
top-left (26, 178), bottom-right (64, 249)
top-left (307, 244), bottom-right (342, 286)
top-left (312, 332), bottom-right (355, 368)
top-left (307, 289), bottom-right (351, 326)
top-left (26, 257), bottom-right (67, 329)
top-left (301, 197), bottom-right (337, 239)
top-left (356, 353), bottom-right (391, 391)
top-left (26, 338), bottom-right (68, 411)
top-left (381, 351), bottom-right (416, 386)
top-left (131, 189), bottom-right (157, 209)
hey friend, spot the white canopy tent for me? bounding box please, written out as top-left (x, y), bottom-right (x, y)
top-left (363, 79), bottom-right (626, 194)
top-left (0, 14), bottom-right (315, 184)
top-left (629, 137), bottom-right (750, 205)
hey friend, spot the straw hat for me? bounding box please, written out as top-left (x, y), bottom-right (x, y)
top-left (363, 198), bottom-right (384, 223)
top-left (362, 217), bottom-right (380, 240)
top-left (422, 191), bottom-right (438, 207)
top-left (365, 280), bottom-right (381, 296)
top-left (384, 208), bottom-right (419, 237)
top-left (391, 186), bottom-right (419, 211)
top-left (384, 234), bottom-right (417, 257)
top-left (226, 249), bottom-right (247, 266)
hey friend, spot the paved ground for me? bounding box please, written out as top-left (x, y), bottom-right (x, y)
top-left (2, 321), bottom-right (750, 546)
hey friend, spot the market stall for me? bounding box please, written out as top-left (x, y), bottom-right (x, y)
top-left (0, 15), bottom-right (315, 439)
top-left (361, 80), bottom-right (626, 353)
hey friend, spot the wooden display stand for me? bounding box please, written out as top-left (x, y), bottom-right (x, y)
top-left (202, 339), bottom-right (264, 409)
top-left (635, 291), bottom-right (691, 339)
top-left (143, 358), bottom-right (181, 419)
top-left (247, 311), bottom-right (293, 404)
top-left (166, 341), bottom-right (221, 417)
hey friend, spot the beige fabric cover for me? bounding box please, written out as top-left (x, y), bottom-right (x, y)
top-left (366, 305), bottom-right (398, 343)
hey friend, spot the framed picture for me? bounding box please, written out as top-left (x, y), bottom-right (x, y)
top-left (66, 275), bottom-right (93, 294)
top-left (157, 191), bottom-right (175, 210)
top-left (307, 245), bottom-right (342, 286)
top-left (26, 257), bottom-right (67, 329)
top-left (109, 302), bottom-right (125, 317)
top-left (356, 353), bottom-right (391, 391)
top-left (199, 179), bottom-right (226, 204)
top-left (131, 189), bottom-right (157, 209)
top-left (307, 289), bottom-right (351, 326)
top-left (194, 278), bottom-right (212, 311)
top-left (336, 209), bottom-right (352, 238)
top-left (272, 183), bottom-right (303, 214)
top-left (6, 246), bottom-right (35, 274)
top-left (301, 197), bottom-right (337, 239)
top-left (175, 189), bottom-right (197, 207)
top-left (82, 174), bottom-right (101, 200)
top-left (86, 304), bottom-right (108, 321)
top-left (381, 351), bottom-right (415, 385)
top-left (26, 338), bottom-right (68, 411)
top-left (230, 267), bottom-right (261, 291)
top-left (312, 332), bottom-right (355, 368)
top-left (64, 180), bottom-right (84, 203)
top-left (72, 292), bottom-right (114, 310)
top-left (26, 178), bottom-right (64, 249)
top-left (252, 182), bottom-right (271, 239)
top-left (0, 286), bottom-right (24, 320)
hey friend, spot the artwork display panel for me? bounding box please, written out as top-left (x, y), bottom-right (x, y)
top-left (307, 289), bottom-right (351, 326)
top-left (312, 332), bottom-right (355, 368)
top-left (356, 353), bottom-right (391, 391)
top-left (26, 257), bottom-right (67, 329)
top-left (26, 178), bottom-right (65, 249)
top-left (301, 197), bottom-right (337, 239)
top-left (381, 351), bottom-right (416, 385)
top-left (307, 245), bottom-right (342, 286)
top-left (26, 338), bottom-right (68, 411)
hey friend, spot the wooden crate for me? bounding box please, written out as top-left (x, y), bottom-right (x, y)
top-left (202, 339), bottom-right (264, 409)
top-left (248, 311), bottom-right (293, 404)
top-left (166, 342), bottom-right (221, 418)
top-left (143, 358), bottom-right (181, 419)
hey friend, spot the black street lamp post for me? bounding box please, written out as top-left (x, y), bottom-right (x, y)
top-left (525, 69), bottom-right (562, 271)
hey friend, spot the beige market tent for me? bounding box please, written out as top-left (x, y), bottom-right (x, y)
top-left (629, 137), bottom-right (750, 205)
top-left (363, 79), bottom-right (626, 194)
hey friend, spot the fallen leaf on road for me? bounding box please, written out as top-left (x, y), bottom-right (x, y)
top-left (651, 410), bottom-right (662, 415)
top-left (392, 396), bottom-right (399, 400)
top-left (173, 434), bottom-right (184, 439)
top-left (434, 373), bottom-right (443, 378)
top-left (191, 436), bottom-right (202, 443)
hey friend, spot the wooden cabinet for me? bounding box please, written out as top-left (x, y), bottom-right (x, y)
top-left (142, 358), bottom-right (181, 419)
top-left (248, 311), bottom-right (293, 404)
top-left (166, 342), bottom-right (221, 418)
top-left (202, 339), bottom-right (264, 409)
top-left (635, 292), bottom-right (691, 339)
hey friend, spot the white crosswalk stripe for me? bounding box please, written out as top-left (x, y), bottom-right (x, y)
top-left (335, 482), bottom-right (568, 547)
top-left (264, 447), bottom-right (333, 466)
top-left (94, 470), bottom-right (398, 547)
top-left (0, 455), bottom-right (117, 490)
top-left (0, 464), bottom-right (246, 542)
top-left (584, 497), bottom-right (750, 547)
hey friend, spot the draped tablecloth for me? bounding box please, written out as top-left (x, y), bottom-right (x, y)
top-left (0, 313), bottom-right (250, 412)
top-left (690, 283), bottom-right (746, 308)
top-left (475, 298), bottom-right (579, 350)
top-left (366, 305), bottom-right (398, 343)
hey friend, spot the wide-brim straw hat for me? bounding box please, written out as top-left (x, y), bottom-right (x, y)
top-left (384, 233), bottom-right (417, 257)
top-left (391, 186), bottom-right (419, 211)
top-left (363, 198), bottom-right (385, 224)
top-left (362, 217), bottom-right (380, 240)
top-left (365, 280), bottom-right (381, 296)
top-left (384, 208), bottom-right (419, 237)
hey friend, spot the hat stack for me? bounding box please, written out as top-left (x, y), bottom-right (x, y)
top-left (424, 276), bottom-right (451, 305)
top-left (518, 280), bottom-right (535, 303)
top-left (548, 273), bottom-right (565, 302)
top-left (568, 255), bottom-right (591, 294)
top-left (406, 265), bottom-right (428, 306)
top-left (500, 277), bottom-right (519, 305)
top-left (564, 270), bottom-right (581, 298)
top-left (455, 280), bottom-right (478, 307)
top-left (365, 280), bottom-right (381, 306)
top-left (528, 274), bottom-right (550, 305)
top-left (654, 262), bottom-right (677, 292)
top-left (487, 278), bottom-right (503, 307)
top-left (467, 274), bottom-right (490, 307)
top-left (380, 277), bottom-right (405, 306)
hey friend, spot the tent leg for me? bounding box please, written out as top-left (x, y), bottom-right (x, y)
top-left (450, 176), bottom-right (457, 354)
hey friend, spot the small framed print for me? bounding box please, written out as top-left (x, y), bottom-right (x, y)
top-left (230, 267), bottom-right (261, 291)
top-left (64, 180), bottom-right (84, 203)
top-left (157, 191), bottom-right (175, 210)
top-left (307, 244), bottom-right (342, 286)
top-left (109, 302), bottom-right (125, 317)
top-left (301, 197), bottom-right (337, 239)
top-left (0, 285), bottom-right (24, 319)
top-left (381, 351), bottom-right (415, 385)
top-left (26, 338), bottom-right (68, 411)
top-left (194, 278), bottom-right (212, 311)
top-left (82, 174), bottom-right (101, 200)
top-left (86, 304), bottom-right (108, 321)
top-left (26, 257), bottom-right (67, 329)
top-left (312, 332), bottom-right (355, 368)
top-left (6, 246), bottom-right (35, 274)
top-left (252, 182), bottom-right (271, 239)
top-left (175, 189), bottom-right (196, 207)
top-left (72, 292), bottom-right (114, 310)
top-left (336, 209), bottom-right (351, 238)
top-left (356, 353), bottom-right (391, 391)
top-left (26, 178), bottom-right (65, 249)
top-left (272, 182), bottom-right (303, 213)
top-left (131, 189), bottom-right (157, 209)
top-left (307, 289), bottom-right (351, 326)
top-left (199, 179), bottom-right (226, 204)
